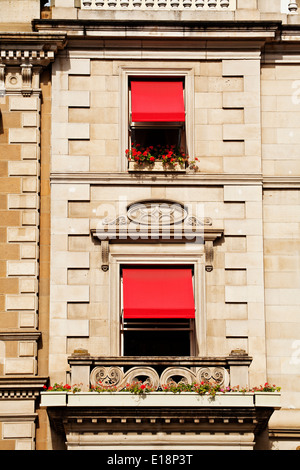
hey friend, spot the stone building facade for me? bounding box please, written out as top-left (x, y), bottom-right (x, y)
top-left (0, 0), bottom-right (299, 450)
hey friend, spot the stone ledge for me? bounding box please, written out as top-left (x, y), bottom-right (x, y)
top-left (40, 391), bottom-right (281, 408)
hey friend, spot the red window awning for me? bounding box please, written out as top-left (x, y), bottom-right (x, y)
top-left (123, 268), bottom-right (195, 319)
top-left (131, 81), bottom-right (185, 123)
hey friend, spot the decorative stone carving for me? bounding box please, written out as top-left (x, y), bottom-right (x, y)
top-left (100, 200), bottom-right (212, 229)
top-left (92, 199), bottom-right (223, 272)
top-left (185, 215), bottom-right (212, 227)
top-left (0, 64), bottom-right (5, 96)
top-left (122, 367), bottom-right (160, 389)
top-left (90, 365), bottom-right (229, 390)
top-left (127, 200), bottom-right (188, 226)
top-left (204, 240), bottom-right (214, 272)
top-left (196, 367), bottom-right (229, 386)
top-left (90, 366), bottom-right (124, 387)
top-left (160, 367), bottom-right (195, 385)
top-left (101, 239), bottom-right (109, 271)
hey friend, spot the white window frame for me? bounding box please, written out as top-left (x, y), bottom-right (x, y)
top-left (120, 65), bottom-right (195, 172)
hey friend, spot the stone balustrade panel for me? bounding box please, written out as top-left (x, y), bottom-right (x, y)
top-left (81, 0), bottom-right (236, 11)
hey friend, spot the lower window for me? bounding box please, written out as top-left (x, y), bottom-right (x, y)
top-left (121, 266), bottom-right (195, 357)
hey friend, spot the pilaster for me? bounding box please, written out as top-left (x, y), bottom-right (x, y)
top-left (0, 32), bottom-right (66, 450)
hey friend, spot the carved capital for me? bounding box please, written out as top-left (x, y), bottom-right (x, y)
top-left (101, 240), bottom-right (109, 272)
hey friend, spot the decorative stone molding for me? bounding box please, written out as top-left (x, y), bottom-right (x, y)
top-left (0, 33), bottom-right (67, 96)
top-left (91, 200), bottom-right (223, 272)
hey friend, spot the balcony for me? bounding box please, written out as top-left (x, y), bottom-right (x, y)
top-left (41, 350), bottom-right (281, 450)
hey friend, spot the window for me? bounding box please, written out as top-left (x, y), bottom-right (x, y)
top-left (120, 266), bottom-right (195, 357)
top-left (129, 77), bottom-right (187, 154)
top-left (120, 66), bottom-right (194, 170)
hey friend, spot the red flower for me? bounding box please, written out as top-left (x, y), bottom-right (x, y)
top-left (140, 384), bottom-right (146, 390)
top-left (150, 156), bottom-right (155, 162)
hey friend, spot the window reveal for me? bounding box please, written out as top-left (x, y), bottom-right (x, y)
top-left (129, 78), bottom-right (186, 153)
top-left (121, 267), bottom-right (195, 357)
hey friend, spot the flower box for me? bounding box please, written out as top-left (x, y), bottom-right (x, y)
top-left (128, 161), bottom-right (186, 172)
top-left (40, 391), bottom-right (281, 409)
top-left (68, 391), bottom-right (256, 407)
top-left (40, 391), bottom-right (67, 407)
top-left (254, 392), bottom-right (281, 408)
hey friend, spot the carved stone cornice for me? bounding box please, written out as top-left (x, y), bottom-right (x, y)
top-left (0, 32), bottom-right (67, 96)
top-left (0, 33), bottom-right (67, 66)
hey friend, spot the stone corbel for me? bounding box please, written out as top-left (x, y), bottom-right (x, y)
top-left (204, 240), bottom-right (214, 272)
top-left (21, 63), bottom-right (33, 97)
top-left (101, 240), bottom-right (110, 272)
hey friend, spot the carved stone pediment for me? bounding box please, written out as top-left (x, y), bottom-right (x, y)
top-left (91, 199), bottom-right (223, 272)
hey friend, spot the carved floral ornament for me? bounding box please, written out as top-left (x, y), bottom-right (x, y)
top-left (91, 200), bottom-right (224, 272)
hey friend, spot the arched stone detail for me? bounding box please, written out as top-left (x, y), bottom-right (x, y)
top-left (90, 366), bottom-right (124, 387)
top-left (196, 367), bottom-right (229, 387)
top-left (120, 367), bottom-right (160, 390)
top-left (160, 367), bottom-right (196, 386)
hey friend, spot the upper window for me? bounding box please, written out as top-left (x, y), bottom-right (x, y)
top-left (120, 266), bottom-right (195, 357)
top-left (129, 77), bottom-right (186, 154)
